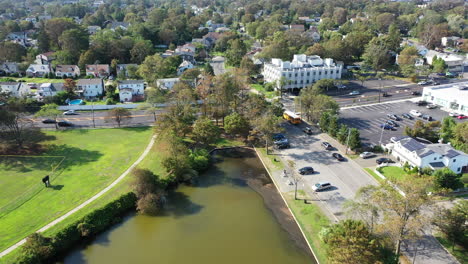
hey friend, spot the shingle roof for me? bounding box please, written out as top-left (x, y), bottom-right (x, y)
top-left (117, 80), bottom-right (145, 84)
top-left (77, 79), bottom-right (103, 85)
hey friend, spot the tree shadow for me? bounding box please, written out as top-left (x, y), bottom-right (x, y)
top-left (160, 190), bottom-right (203, 218)
top-left (46, 144), bottom-right (103, 169)
top-left (50, 184), bottom-right (64, 190)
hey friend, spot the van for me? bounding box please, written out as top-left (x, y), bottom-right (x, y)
top-left (312, 182), bottom-right (332, 192)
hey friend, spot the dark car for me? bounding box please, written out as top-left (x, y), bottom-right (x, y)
top-left (303, 127), bottom-right (313, 135)
top-left (272, 133), bottom-right (285, 141)
top-left (422, 114), bottom-right (433, 121)
top-left (276, 142), bottom-right (290, 149)
top-left (387, 114), bottom-right (400, 121)
top-left (386, 120), bottom-right (399, 127)
top-left (57, 121), bottom-right (73, 127)
top-left (382, 92), bottom-right (390, 97)
top-left (322, 142), bottom-right (332, 150)
top-left (332, 153), bottom-right (345, 161)
top-left (402, 113), bottom-right (413, 119)
top-left (414, 100), bottom-right (428, 106)
top-left (42, 119), bottom-right (56, 124)
top-left (380, 124), bottom-right (394, 130)
top-left (376, 158), bottom-right (393, 164)
top-left (299, 166), bottom-right (315, 175)
top-left (411, 91), bottom-right (421, 96)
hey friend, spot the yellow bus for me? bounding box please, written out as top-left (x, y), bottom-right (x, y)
top-left (283, 110), bottom-right (301, 124)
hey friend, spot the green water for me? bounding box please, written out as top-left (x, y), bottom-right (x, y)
top-left (64, 151), bottom-right (313, 264)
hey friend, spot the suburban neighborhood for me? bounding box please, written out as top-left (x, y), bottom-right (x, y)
top-left (0, 0), bottom-right (467, 263)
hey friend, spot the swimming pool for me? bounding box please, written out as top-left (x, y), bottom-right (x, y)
top-left (69, 99), bottom-right (83, 105)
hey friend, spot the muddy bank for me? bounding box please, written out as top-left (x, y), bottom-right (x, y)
top-left (212, 148), bottom-right (313, 259)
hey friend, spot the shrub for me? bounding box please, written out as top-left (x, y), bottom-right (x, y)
top-left (17, 233), bottom-right (54, 264)
top-left (189, 149), bottom-right (210, 172)
top-left (265, 83), bottom-right (275, 92)
top-left (105, 98), bottom-right (116, 105)
top-left (433, 168), bottom-right (463, 191)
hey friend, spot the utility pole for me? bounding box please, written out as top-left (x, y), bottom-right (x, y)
top-left (91, 100), bottom-right (95, 128)
top-left (345, 129), bottom-right (351, 154)
top-left (378, 77), bottom-right (382, 103)
top-left (379, 123), bottom-right (385, 145)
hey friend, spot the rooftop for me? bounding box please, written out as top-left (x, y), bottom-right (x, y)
top-left (422, 81), bottom-right (468, 104)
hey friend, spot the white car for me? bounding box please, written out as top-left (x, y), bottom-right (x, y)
top-left (360, 152), bottom-right (375, 159)
top-left (349, 91), bottom-right (360, 95)
top-left (449, 112), bottom-right (459, 117)
top-left (63, 110), bottom-right (77, 115)
top-left (410, 110), bottom-right (422, 117)
top-left (312, 182), bottom-right (332, 192)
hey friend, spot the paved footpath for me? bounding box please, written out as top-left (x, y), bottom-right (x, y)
top-left (0, 135), bottom-right (156, 258)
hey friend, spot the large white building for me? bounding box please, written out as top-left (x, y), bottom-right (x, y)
top-left (262, 54), bottom-right (343, 90)
top-left (117, 80), bottom-right (145, 102)
top-left (76, 79), bottom-right (104, 99)
top-left (422, 82), bottom-right (468, 114)
top-left (390, 136), bottom-right (468, 174)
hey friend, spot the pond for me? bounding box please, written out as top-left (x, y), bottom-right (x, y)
top-left (64, 149), bottom-right (315, 264)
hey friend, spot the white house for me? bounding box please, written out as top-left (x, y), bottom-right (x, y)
top-left (35, 52), bottom-right (55, 65)
top-left (390, 136), bottom-right (468, 174)
top-left (36, 82), bottom-right (64, 100)
top-left (26, 64), bottom-right (52, 77)
top-left (425, 50), bottom-right (464, 72)
top-left (0, 82), bottom-right (30, 97)
top-left (156, 78), bottom-right (180, 90)
top-left (117, 80), bottom-right (145, 102)
top-left (76, 79), bottom-right (104, 99)
top-left (177, 60), bottom-right (194, 75)
top-left (262, 54), bottom-right (343, 90)
top-left (441, 36), bottom-right (460, 47)
top-left (0, 62), bottom-right (19, 75)
top-left (422, 82), bottom-right (468, 114)
top-left (55, 65), bottom-right (80, 78)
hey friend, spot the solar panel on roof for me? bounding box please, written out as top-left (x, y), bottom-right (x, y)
top-left (446, 149), bottom-right (460, 158)
top-left (404, 139), bottom-right (425, 151)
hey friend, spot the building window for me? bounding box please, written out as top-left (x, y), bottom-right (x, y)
top-left (325, 71), bottom-right (328, 74)
top-left (307, 72), bottom-right (310, 76)
top-left (458, 167), bottom-right (461, 172)
top-left (453, 159), bottom-right (456, 162)
top-left (434, 157), bottom-right (437, 160)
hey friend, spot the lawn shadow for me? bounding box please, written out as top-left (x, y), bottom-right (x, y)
top-left (46, 144), bottom-right (103, 169)
top-left (120, 126), bottom-right (152, 133)
top-left (50, 184), bottom-right (64, 190)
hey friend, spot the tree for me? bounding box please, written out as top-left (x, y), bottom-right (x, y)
top-left (253, 110), bottom-right (282, 154)
top-left (44, 18), bottom-right (80, 49)
top-left (0, 103), bottom-right (35, 149)
top-left (224, 112), bottom-right (250, 138)
top-left (451, 122), bottom-right (468, 153)
top-left (322, 220), bottom-right (381, 264)
top-left (440, 117), bottom-right (457, 142)
top-left (0, 42), bottom-right (27, 62)
top-left (328, 115), bottom-right (338, 138)
top-left (375, 13), bottom-right (395, 32)
top-left (240, 56), bottom-right (257, 76)
top-left (432, 56), bottom-right (447, 73)
top-left (398, 46), bottom-right (419, 66)
top-left (35, 104), bottom-right (62, 129)
top-left (106, 107), bottom-right (132, 127)
top-left (180, 68), bottom-right (201, 80)
top-left (432, 168), bottom-right (463, 191)
top-left (432, 200), bottom-right (467, 250)
top-left (130, 40), bottom-right (154, 64)
top-left (404, 120), bottom-right (441, 142)
top-left (348, 128), bottom-right (361, 150)
top-left (306, 43), bottom-right (326, 58)
top-left (419, 23), bottom-right (449, 49)
top-left (356, 73), bottom-right (370, 88)
top-left (225, 38), bottom-right (247, 67)
top-left (58, 28), bottom-right (89, 60)
top-left (312, 79), bottom-right (336, 94)
top-left (142, 88), bottom-right (166, 122)
top-left (19, 233), bottom-right (53, 263)
top-left (63, 79), bottom-right (77, 94)
top-left (300, 86), bottom-right (339, 122)
top-left (132, 168), bottom-right (164, 215)
top-left (363, 37), bottom-right (392, 71)
top-left (160, 132), bottom-right (197, 183)
top-left (319, 112), bottom-right (330, 132)
top-left (192, 117), bottom-right (220, 146)
top-left (337, 124), bottom-right (349, 144)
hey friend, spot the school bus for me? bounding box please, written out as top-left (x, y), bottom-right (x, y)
top-left (283, 110), bottom-right (301, 124)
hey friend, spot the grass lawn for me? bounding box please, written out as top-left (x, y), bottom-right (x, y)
top-left (13, 77), bottom-right (65, 83)
top-left (435, 235), bottom-right (468, 264)
top-left (378, 166), bottom-right (408, 182)
top-left (0, 127), bottom-right (153, 252)
top-left (258, 147), bottom-right (284, 171)
top-left (250, 84), bottom-right (278, 99)
top-left (364, 168), bottom-right (384, 183)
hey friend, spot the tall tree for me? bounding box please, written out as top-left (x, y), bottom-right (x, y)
top-left (432, 200), bottom-right (467, 250)
top-left (0, 102), bottom-right (35, 149)
top-left (348, 128), bottom-right (361, 150)
top-left (253, 110), bottom-right (282, 154)
top-left (225, 38), bottom-right (247, 67)
top-left (224, 112), bottom-right (250, 138)
top-left (106, 107), bottom-right (132, 127)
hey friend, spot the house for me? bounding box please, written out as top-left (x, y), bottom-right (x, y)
top-left (202, 32), bottom-right (221, 48)
top-left (441, 36), bottom-right (461, 47)
top-left (7, 32), bottom-right (28, 41)
top-left (425, 50), bottom-right (464, 72)
top-left (93, 0), bottom-right (105, 8)
top-left (117, 64), bottom-right (138, 77)
top-left (156, 78), bottom-right (180, 90)
top-left (87, 26), bottom-right (101, 35)
top-left (85, 64), bottom-right (110, 78)
top-left (36, 82), bottom-right (64, 100)
top-left (289, 24), bottom-right (305, 32)
top-left (0, 82), bottom-right (30, 97)
top-left (55, 65), bottom-right (80, 78)
top-left (109, 21), bottom-right (130, 31)
top-left (26, 64), bottom-right (52, 77)
top-left (421, 81), bottom-right (468, 115)
top-left (0, 62), bottom-right (19, 75)
top-left (302, 27), bottom-right (320, 42)
top-left (117, 80), bottom-right (145, 102)
top-left (175, 43), bottom-right (196, 62)
top-left (298, 17), bottom-right (315, 23)
top-left (390, 136), bottom-right (468, 174)
top-left (76, 79), bottom-right (104, 98)
top-left (177, 60), bottom-right (194, 75)
top-left (262, 54), bottom-right (343, 91)
top-left (215, 27), bottom-right (230, 33)
top-left (35, 52), bottom-right (55, 65)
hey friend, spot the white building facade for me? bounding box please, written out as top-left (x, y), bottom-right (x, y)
top-left (422, 82), bottom-right (468, 114)
top-left (156, 78), bottom-right (180, 90)
top-left (262, 54), bottom-right (342, 90)
top-left (76, 79), bottom-right (104, 99)
top-left (117, 80), bottom-right (145, 102)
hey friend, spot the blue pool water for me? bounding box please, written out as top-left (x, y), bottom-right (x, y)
top-left (69, 99), bottom-right (83, 105)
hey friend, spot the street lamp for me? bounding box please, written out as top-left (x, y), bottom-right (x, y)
top-left (345, 129), bottom-right (352, 154)
top-left (91, 99), bottom-right (96, 128)
top-left (378, 78), bottom-right (382, 103)
top-left (379, 123), bottom-right (385, 145)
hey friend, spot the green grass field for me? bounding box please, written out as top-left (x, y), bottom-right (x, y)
top-left (250, 84), bottom-right (278, 99)
top-left (13, 77), bottom-right (65, 83)
top-left (0, 127), bottom-right (153, 252)
top-left (378, 166), bottom-right (408, 182)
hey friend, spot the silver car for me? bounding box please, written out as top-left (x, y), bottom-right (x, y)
top-left (360, 152), bottom-right (375, 159)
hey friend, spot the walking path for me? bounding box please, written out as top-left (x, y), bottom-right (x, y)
top-left (0, 135), bottom-right (157, 258)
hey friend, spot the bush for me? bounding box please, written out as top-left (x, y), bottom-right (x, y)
top-left (17, 233), bottom-right (54, 264)
top-left (433, 168), bottom-right (463, 191)
top-left (189, 149), bottom-right (210, 172)
top-left (265, 83), bottom-right (275, 92)
top-left (105, 98), bottom-right (116, 105)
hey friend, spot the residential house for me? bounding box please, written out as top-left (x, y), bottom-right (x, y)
top-left (262, 54), bottom-right (343, 91)
top-left (298, 17), bottom-right (315, 23)
top-left (175, 43), bottom-right (196, 62)
top-left (289, 24), bottom-right (305, 32)
top-left (0, 82), bottom-right (30, 97)
top-left (35, 52), bottom-right (55, 65)
top-left (390, 136), bottom-right (468, 174)
top-left (156, 78), bottom-right (180, 90)
top-left (177, 60), bottom-right (194, 75)
top-left (0, 62), bottom-right (19, 75)
top-left (425, 50), bottom-right (464, 72)
top-left (116, 64), bottom-right (138, 77)
top-left (93, 0), bottom-right (105, 8)
top-left (36, 82), bottom-right (64, 100)
top-left (302, 27), bottom-right (320, 42)
top-left (85, 64), bottom-right (110, 78)
top-left (26, 64), bottom-right (52, 77)
top-left (55, 65), bottom-right (80, 78)
top-left (215, 27), bottom-right (230, 33)
top-left (76, 79), bottom-right (104, 98)
top-left (109, 21), bottom-right (130, 31)
top-left (202, 32), bottom-right (221, 49)
top-left (7, 32), bottom-right (28, 41)
top-left (117, 80), bottom-right (145, 102)
top-left (87, 26), bottom-right (101, 35)
top-left (441, 36), bottom-right (461, 47)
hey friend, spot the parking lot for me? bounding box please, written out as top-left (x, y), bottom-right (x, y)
top-left (339, 100), bottom-right (466, 146)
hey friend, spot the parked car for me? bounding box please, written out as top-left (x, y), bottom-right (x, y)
top-left (457, 114), bottom-right (468, 119)
top-left (299, 166), bottom-right (314, 175)
top-left (360, 152), bottom-right (375, 159)
top-left (274, 138), bottom-right (289, 145)
top-left (303, 127), bottom-right (313, 135)
top-left (57, 121), bottom-right (73, 127)
top-left (387, 114), bottom-right (401, 121)
top-left (376, 158), bottom-right (393, 164)
top-left (42, 119), bottom-right (56, 124)
top-left (402, 113), bottom-right (413, 119)
top-left (349, 90), bottom-right (360, 96)
top-left (276, 142), bottom-right (290, 149)
top-left (422, 114), bottom-right (433, 121)
top-left (272, 133), bottom-right (285, 141)
top-left (380, 124), bottom-right (394, 130)
top-left (332, 153), bottom-right (345, 161)
top-left (426, 104), bottom-right (437, 109)
top-left (411, 91), bottom-right (421, 96)
top-left (382, 92), bottom-right (390, 97)
top-left (414, 100), bottom-right (427, 106)
top-left (449, 112), bottom-right (460, 117)
top-left (63, 110), bottom-right (77, 115)
top-left (312, 182), bottom-right (332, 192)
top-left (417, 81), bottom-right (428, 85)
top-left (386, 120), bottom-right (399, 127)
top-left (322, 142), bottom-right (332, 150)
top-left (410, 110), bottom-right (422, 117)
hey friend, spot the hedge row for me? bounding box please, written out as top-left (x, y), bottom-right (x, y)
top-left (15, 192), bottom-right (137, 264)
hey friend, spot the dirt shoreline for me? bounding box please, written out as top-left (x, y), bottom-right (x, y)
top-left (213, 148), bottom-right (314, 260)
